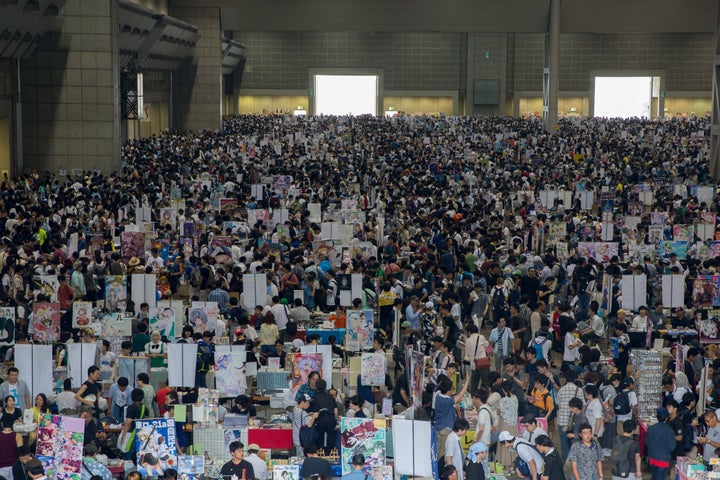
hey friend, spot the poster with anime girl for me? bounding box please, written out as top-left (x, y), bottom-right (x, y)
top-left (290, 353), bottom-right (323, 393)
top-left (346, 310), bottom-right (374, 352)
top-left (121, 231), bottom-right (146, 262)
top-left (33, 303), bottom-right (61, 342)
top-left (361, 353), bottom-right (386, 386)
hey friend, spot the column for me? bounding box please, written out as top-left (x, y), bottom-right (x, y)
top-left (169, 7), bottom-right (222, 132)
top-left (710, 0), bottom-right (720, 179)
top-left (543, 0), bottom-right (560, 133)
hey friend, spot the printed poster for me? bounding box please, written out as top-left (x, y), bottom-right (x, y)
top-left (290, 353), bottom-right (323, 392)
top-left (34, 275), bottom-right (59, 302)
top-left (340, 417), bottom-right (386, 475)
top-left (209, 236), bottom-right (232, 264)
top-left (135, 418), bottom-right (178, 476)
top-left (72, 301), bottom-right (93, 328)
top-left (36, 414), bottom-right (85, 480)
top-left (701, 212), bottom-right (717, 224)
top-left (214, 353), bottom-right (247, 397)
top-left (105, 275), bottom-right (128, 311)
top-left (33, 302), bottom-right (61, 342)
top-left (0, 307), bottom-right (15, 345)
top-left (346, 310), bottom-right (374, 352)
top-left (178, 455), bottom-right (204, 475)
top-left (273, 465), bottom-right (300, 480)
top-left (160, 208), bottom-right (176, 229)
top-left (660, 240), bottom-right (688, 260)
top-left (577, 242), bottom-right (618, 263)
top-left (121, 231), bottom-right (146, 262)
top-left (151, 305), bottom-right (177, 339)
top-left (709, 242), bottom-right (720, 259)
top-left (673, 225), bottom-right (693, 243)
top-left (189, 303), bottom-right (218, 334)
top-left (223, 429), bottom-right (243, 456)
top-left (361, 353), bottom-right (386, 387)
top-left (693, 276), bottom-right (720, 308)
top-left (99, 312), bottom-right (132, 337)
top-left (650, 212), bottom-right (667, 225)
top-left (409, 350), bottom-right (425, 408)
top-left (180, 237), bottom-right (195, 258)
top-left (372, 466), bottom-right (393, 480)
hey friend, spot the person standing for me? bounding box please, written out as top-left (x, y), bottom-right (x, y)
top-left (534, 434), bottom-right (565, 480)
top-left (610, 420), bottom-right (641, 480)
top-left (646, 408), bottom-right (676, 480)
top-left (220, 441), bottom-right (255, 480)
top-left (445, 419), bottom-right (470, 480)
top-left (74, 366), bottom-right (102, 418)
top-left (568, 424), bottom-right (603, 480)
top-left (489, 317), bottom-right (514, 372)
top-left (699, 410), bottom-right (720, 467)
top-left (556, 370), bottom-right (584, 461)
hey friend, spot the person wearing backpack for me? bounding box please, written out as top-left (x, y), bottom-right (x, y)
top-left (292, 393), bottom-right (318, 458)
top-left (615, 378), bottom-right (637, 438)
top-left (195, 331), bottom-right (214, 388)
top-left (498, 431), bottom-right (544, 480)
top-left (490, 277), bottom-right (509, 326)
top-left (610, 419), bottom-right (641, 480)
top-left (665, 399), bottom-right (687, 461)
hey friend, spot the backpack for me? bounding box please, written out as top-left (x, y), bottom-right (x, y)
top-left (196, 343), bottom-right (214, 373)
top-left (554, 265), bottom-right (566, 291)
top-left (363, 288), bottom-right (377, 309)
top-left (189, 267), bottom-right (202, 288)
top-left (679, 409), bottom-right (695, 452)
top-left (533, 336), bottom-right (550, 360)
top-left (296, 409), bottom-right (319, 448)
top-left (610, 435), bottom-right (635, 478)
top-left (614, 390), bottom-right (631, 416)
top-left (513, 440), bottom-right (541, 478)
top-left (492, 287), bottom-right (507, 311)
top-left (601, 387), bottom-right (616, 422)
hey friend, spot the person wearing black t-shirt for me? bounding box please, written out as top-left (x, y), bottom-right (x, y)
top-left (221, 441), bottom-right (255, 480)
top-left (74, 366), bottom-right (101, 418)
top-left (230, 395), bottom-right (257, 420)
top-left (535, 434), bottom-right (566, 480)
top-left (299, 444), bottom-right (333, 480)
top-left (666, 399), bottom-right (686, 459)
top-left (120, 388), bottom-right (147, 462)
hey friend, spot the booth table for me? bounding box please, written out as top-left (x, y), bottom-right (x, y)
top-left (305, 328), bottom-right (346, 345)
top-left (247, 427), bottom-right (292, 450)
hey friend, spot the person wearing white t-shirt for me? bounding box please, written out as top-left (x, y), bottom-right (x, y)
top-left (499, 431), bottom-right (544, 480)
top-left (472, 390), bottom-right (494, 446)
top-left (583, 384), bottom-right (605, 439)
top-left (563, 324), bottom-right (583, 373)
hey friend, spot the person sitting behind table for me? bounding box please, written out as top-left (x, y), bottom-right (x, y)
top-left (230, 395), bottom-right (257, 420)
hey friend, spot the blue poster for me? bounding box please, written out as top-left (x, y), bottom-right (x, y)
top-left (135, 418), bottom-right (178, 476)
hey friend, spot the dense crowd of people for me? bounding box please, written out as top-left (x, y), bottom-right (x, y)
top-left (0, 114), bottom-right (714, 480)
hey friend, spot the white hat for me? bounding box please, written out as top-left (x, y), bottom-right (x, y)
top-left (498, 431), bottom-right (514, 442)
top-left (425, 301), bottom-right (434, 309)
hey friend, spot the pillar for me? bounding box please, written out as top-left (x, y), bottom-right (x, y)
top-left (169, 6), bottom-right (222, 132)
top-left (710, 0), bottom-right (720, 179)
top-left (543, 0), bottom-right (560, 133)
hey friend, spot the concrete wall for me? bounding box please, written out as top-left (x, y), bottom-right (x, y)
top-left (170, 6), bottom-right (222, 132)
top-left (20, 0), bottom-right (120, 174)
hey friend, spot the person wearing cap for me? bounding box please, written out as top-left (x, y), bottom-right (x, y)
top-left (291, 392), bottom-right (318, 458)
top-left (464, 441), bottom-right (489, 480)
top-left (645, 408), bottom-right (675, 480)
top-left (498, 430), bottom-right (544, 480)
top-left (520, 413), bottom-right (548, 444)
top-left (341, 454), bottom-right (368, 480)
top-left (221, 440), bottom-right (255, 480)
top-left (80, 443), bottom-right (112, 480)
top-left (244, 444), bottom-right (267, 480)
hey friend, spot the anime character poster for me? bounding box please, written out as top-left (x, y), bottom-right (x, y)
top-left (219, 198), bottom-right (239, 212)
top-left (179, 236), bottom-right (195, 258)
top-left (361, 352), bottom-right (386, 386)
top-left (409, 350), bottom-right (425, 408)
top-left (576, 242), bottom-right (618, 263)
top-left (577, 224), bottom-right (596, 241)
top-left (701, 212), bottom-right (717, 224)
top-left (85, 233), bottom-right (104, 258)
top-left (673, 225), bottom-right (693, 243)
top-left (135, 418), bottom-right (178, 476)
top-left (160, 208), bottom-right (176, 230)
top-left (34, 275), bottom-right (59, 302)
top-left (650, 212), bottom-right (668, 225)
top-left (223, 429), bottom-right (243, 456)
top-left (341, 199), bottom-right (357, 211)
top-left (104, 275), bottom-right (128, 311)
top-left (36, 414), bottom-right (85, 480)
top-left (346, 310), bottom-right (374, 352)
top-left (151, 306), bottom-right (177, 339)
top-left (372, 466), bottom-right (393, 480)
top-left (209, 236), bottom-right (232, 264)
top-left (98, 312), bottom-right (132, 337)
top-left (709, 242), bottom-right (720, 259)
top-left (121, 232), bottom-right (146, 262)
top-left (627, 202), bottom-right (643, 216)
top-left (178, 455), bottom-right (204, 476)
top-left (189, 303), bottom-right (218, 334)
top-left (340, 417), bottom-right (386, 475)
top-left (290, 353), bottom-right (323, 392)
top-left (272, 175), bottom-right (293, 197)
top-left (33, 303), bottom-right (61, 342)
top-left (274, 465), bottom-right (300, 480)
top-left (72, 301), bottom-right (93, 328)
top-left (214, 353), bottom-right (247, 397)
top-left (693, 276), bottom-right (720, 308)
top-left (0, 307), bottom-right (14, 345)
top-left (660, 240), bottom-right (688, 260)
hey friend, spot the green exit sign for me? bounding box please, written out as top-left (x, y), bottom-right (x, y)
top-left (308, 89), bottom-right (314, 96)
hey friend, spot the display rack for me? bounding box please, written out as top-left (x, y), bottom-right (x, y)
top-left (634, 350), bottom-right (663, 420)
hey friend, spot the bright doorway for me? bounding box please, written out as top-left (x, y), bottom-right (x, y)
top-left (314, 74), bottom-right (378, 116)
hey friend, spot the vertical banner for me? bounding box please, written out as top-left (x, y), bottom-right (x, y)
top-left (15, 344), bottom-right (53, 400)
top-left (361, 353), bottom-right (387, 386)
top-left (135, 418), bottom-right (178, 476)
top-left (662, 274), bottom-right (686, 309)
top-left (346, 310), bottom-right (374, 351)
top-left (242, 274), bottom-right (267, 311)
top-left (621, 275), bottom-right (647, 312)
top-left (36, 414), bottom-right (85, 480)
top-left (105, 275), bottom-right (128, 311)
top-left (167, 343), bottom-right (198, 387)
top-left (392, 419), bottom-right (433, 477)
top-left (67, 343), bottom-right (99, 388)
top-left (32, 303), bottom-right (61, 342)
top-left (0, 307), bottom-right (15, 345)
top-left (132, 274), bottom-right (157, 312)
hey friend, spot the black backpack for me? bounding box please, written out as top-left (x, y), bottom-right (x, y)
top-left (679, 408), bottom-right (696, 453)
top-left (610, 435), bottom-right (635, 478)
top-left (492, 287), bottom-right (507, 310)
top-left (614, 390), bottom-right (631, 415)
top-left (196, 343), bottom-right (214, 373)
